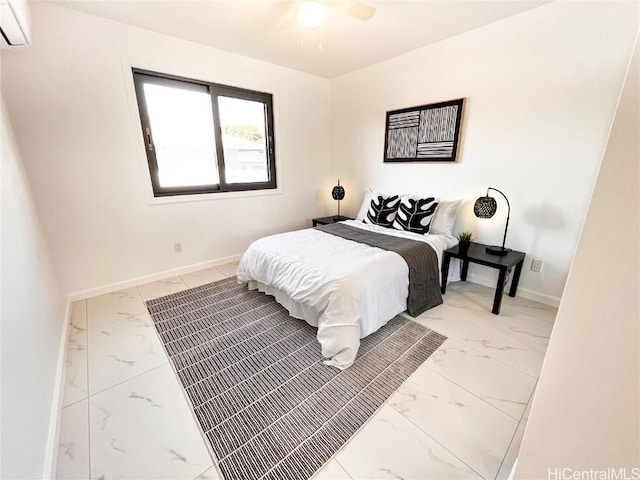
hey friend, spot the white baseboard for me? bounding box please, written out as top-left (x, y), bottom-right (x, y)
top-left (515, 286), bottom-right (561, 308)
top-left (466, 272), bottom-right (561, 308)
top-left (68, 254), bottom-right (243, 301)
top-left (43, 298), bottom-right (72, 479)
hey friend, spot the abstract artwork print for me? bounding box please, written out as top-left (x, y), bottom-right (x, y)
top-left (384, 98), bottom-right (464, 163)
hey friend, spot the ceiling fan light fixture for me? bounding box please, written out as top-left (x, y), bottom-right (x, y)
top-left (297, 0), bottom-right (326, 28)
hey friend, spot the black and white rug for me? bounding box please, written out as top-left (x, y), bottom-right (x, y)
top-left (146, 276), bottom-right (446, 480)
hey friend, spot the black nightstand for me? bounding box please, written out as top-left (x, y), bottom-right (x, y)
top-left (441, 242), bottom-right (526, 315)
top-left (312, 216), bottom-right (353, 227)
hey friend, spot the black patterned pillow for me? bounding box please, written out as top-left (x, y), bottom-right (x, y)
top-left (364, 194), bottom-right (400, 228)
top-left (393, 196), bottom-right (439, 234)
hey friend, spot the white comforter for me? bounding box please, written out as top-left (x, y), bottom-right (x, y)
top-left (236, 220), bottom-right (456, 369)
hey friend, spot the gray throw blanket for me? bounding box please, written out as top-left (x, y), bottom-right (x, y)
top-left (316, 223), bottom-right (443, 316)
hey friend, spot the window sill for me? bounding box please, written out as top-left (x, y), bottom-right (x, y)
top-left (147, 187), bottom-right (282, 205)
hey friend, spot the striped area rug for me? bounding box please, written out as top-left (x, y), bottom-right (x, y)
top-left (146, 276), bottom-right (446, 480)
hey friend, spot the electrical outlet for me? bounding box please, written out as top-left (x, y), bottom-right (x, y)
top-left (174, 242), bottom-right (182, 254)
top-left (531, 258), bottom-right (543, 272)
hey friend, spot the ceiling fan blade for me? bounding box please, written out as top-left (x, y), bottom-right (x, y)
top-left (331, 0), bottom-right (376, 21)
top-left (276, 2), bottom-right (299, 30)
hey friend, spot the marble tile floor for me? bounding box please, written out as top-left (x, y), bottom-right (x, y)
top-left (56, 264), bottom-right (556, 480)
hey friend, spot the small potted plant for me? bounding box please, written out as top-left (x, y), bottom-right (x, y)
top-left (457, 231), bottom-right (473, 256)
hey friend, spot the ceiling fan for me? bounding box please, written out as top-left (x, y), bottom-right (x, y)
top-left (277, 0), bottom-right (376, 30)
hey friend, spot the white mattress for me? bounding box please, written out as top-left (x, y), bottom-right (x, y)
top-left (236, 220), bottom-right (457, 369)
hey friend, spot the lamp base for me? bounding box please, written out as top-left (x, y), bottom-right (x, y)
top-left (486, 245), bottom-right (510, 256)
top-left (333, 215), bottom-right (349, 222)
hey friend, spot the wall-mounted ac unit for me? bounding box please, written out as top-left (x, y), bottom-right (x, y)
top-left (1, 0), bottom-right (30, 48)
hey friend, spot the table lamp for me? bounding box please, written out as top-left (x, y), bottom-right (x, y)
top-left (474, 187), bottom-right (511, 256)
top-left (332, 179), bottom-right (346, 221)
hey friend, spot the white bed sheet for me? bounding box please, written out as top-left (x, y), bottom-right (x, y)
top-left (236, 220), bottom-right (457, 369)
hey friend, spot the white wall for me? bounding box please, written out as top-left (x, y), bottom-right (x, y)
top-left (1, 2), bottom-right (332, 295)
top-left (1, 97), bottom-right (67, 478)
top-left (330, 1), bottom-right (639, 304)
top-left (515, 37), bottom-right (639, 477)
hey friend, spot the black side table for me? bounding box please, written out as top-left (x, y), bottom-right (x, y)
top-left (312, 216), bottom-right (353, 227)
top-left (441, 242), bottom-right (526, 315)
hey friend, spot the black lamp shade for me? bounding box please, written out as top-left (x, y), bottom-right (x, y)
top-left (332, 185), bottom-right (345, 200)
top-left (474, 196), bottom-right (497, 219)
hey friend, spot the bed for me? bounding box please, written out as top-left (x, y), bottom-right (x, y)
top-left (237, 194), bottom-right (461, 369)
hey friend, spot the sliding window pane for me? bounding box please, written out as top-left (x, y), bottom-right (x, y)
top-left (218, 96), bottom-right (269, 184)
top-left (143, 83), bottom-right (219, 187)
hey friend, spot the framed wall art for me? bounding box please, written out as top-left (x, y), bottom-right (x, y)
top-left (383, 98), bottom-right (465, 163)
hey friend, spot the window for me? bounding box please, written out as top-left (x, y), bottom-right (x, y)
top-left (132, 69), bottom-right (277, 197)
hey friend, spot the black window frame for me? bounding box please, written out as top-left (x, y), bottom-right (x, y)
top-left (132, 68), bottom-right (277, 197)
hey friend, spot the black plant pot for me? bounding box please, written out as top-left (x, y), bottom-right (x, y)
top-left (459, 242), bottom-right (470, 256)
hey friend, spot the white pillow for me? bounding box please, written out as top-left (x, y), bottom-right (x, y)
top-left (356, 188), bottom-right (374, 221)
top-left (430, 199), bottom-right (463, 236)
